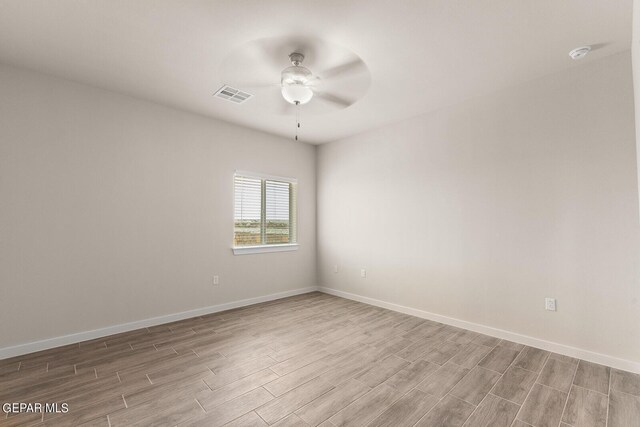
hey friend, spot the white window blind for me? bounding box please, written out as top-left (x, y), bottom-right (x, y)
top-left (233, 176), bottom-right (262, 246)
top-left (234, 172), bottom-right (297, 248)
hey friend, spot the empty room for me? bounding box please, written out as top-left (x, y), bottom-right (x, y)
top-left (1, 1), bottom-right (640, 426)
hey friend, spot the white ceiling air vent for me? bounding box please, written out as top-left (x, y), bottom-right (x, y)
top-left (214, 85), bottom-right (252, 104)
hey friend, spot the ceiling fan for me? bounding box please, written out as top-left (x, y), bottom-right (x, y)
top-left (220, 36), bottom-right (371, 115)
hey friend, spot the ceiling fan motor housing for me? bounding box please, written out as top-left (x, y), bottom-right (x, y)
top-left (289, 52), bottom-right (305, 66)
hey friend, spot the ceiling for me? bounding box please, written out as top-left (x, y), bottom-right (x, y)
top-left (0, 0), bottom-right (633, 144)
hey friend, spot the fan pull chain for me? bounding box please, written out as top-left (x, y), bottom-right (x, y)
top-left (294, 101), bottom-right (300, 141)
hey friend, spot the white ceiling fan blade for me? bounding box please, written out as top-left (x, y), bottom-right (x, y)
top-left (228, 82), bottom-right (280, 89)
top-left (247, 38), bottom-right (288, 75)
top-left (305, 76), bottom-right (321, 87)
top-left (318, 58), bottom-right (367, 81)
top-left (219, 38), bottom-right (286, 89)
top-left (314, 91), bottom-right (354, 108)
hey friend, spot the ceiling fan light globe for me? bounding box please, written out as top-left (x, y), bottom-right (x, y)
top-left (281, 65), bottom-right (312, 84)
top-left (281, 84), bottom-right (313, 105)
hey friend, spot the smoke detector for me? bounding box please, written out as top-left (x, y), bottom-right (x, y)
top-left (569, 46), bottom-right (591, 60)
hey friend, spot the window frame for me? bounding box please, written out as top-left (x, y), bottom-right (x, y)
top-left (232, 170), bottom-right (299, 255)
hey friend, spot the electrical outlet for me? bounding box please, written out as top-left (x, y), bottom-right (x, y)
top-left (334, 265), bottom-right (339, 273)
top-left (545, 297), bottom-right (556, 311)
top-left (360, 269), bottom-right (366, 278)
top-left (213, 275), bottom-right (220, 286)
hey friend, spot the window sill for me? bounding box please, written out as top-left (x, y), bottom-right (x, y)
top-left (232, 244), bottom-right (299, 255)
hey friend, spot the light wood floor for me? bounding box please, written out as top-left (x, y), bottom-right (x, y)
top-left (1, 292), bottom-right (639, 427)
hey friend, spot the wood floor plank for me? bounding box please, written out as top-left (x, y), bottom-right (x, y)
top-left (270, 351), bottom-right (331, 377)
top-left (78, 415), bottom-right (111, 426)
top-left (517, 383), bottom-right (567, 427)
top-left (367, 389), bottom-right (439, 427)
top-left (328, 384), bottom-right (403, 427)
top-left (220, 411), bottom-right (268, 427)
top-left (448, 329), bottom-right (481, 346)
top-left (129, 399), bottom-right (204, 427)
top-left (354, 354), bottom-right (409, 388)
top-left (108, 394), bottom-right (203, 427)
top-left (181, 387), bottom-right (273, 427)
top-left (384, 359), bottom-right (439, 394)
top-left (0, 369), bottom-right (100, 402)
top-left (573, 360), bottom-right (611, 395)
top-left (5, 371), bottom-right (120, 405)
top-left (497, 340), bottom-right (525, 351)
top-left (264, 358), bottom-right (333, 397)
top-left (3, 411), bottom-right (44, 427)
top-left (118, 350), bottom-right (209, 380)
top-left (294, 378), bottom-right (370, 427)
top-left (395, 316), bottom-right (425, 332)
top-left (549, 352), bottom-right (579, 366)
top-left (449, 366), bottom-right (501, 405)
top-left (472, 334), bottom-right (501, 348)
top-left (0, 362), bottom-right (20, 375)
top-left (491, 367), bottom-right (537, 405)
top-left (205, 356), bottom-right (278, 390)
top-left (43, 395), bottom-right (125, 426)
top-left (395, 338), bottom-right (438, 362)
top-left (317, 351), bottom-right (376, 387)
top-left (146, 361), bottom-right (211, 386)
top-left (611, 368), bottom-right (640, 397)
top-left (62, 373), bottom-right (153, 410)
top-left (271, 341), bottom-right (327, 363)
top-left (477, 346), bottom-right (520, 374)
top-left (513, 347), bottom-right (549, 373)
top-left (85, 347), bottom-right (177, 376)
top-left (607, 389), bottom-right (640, 427)
top-left (463, 394), bottom-right (519, 427)
top-left (537, 358), bottom-right (576, 393)
top-left (1, 364), bottom-right (75, 388)
top-left (561, 385), bottom-right (608, 427)
top-left (421, 341), bottom-right (462, 365)
top-left (271, 413), bottom-right (310, 427)
top-left (255, 377), bottom-right (334, 425)
top-left (198, 369), bottom-right (279, 410)
top-left (449, 343), bottom-right (492, 369)
top-left (416, 362), bottom-right (470, 398)
top-left (368, 337), bottom-right (413, 361)
top-left (125, 376), bottom-right (210, 407)
top-left (402, 322), bottom-right (444, 342)
top-left (414, 394), bottom-right (475, 427)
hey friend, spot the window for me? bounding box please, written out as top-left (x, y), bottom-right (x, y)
top-left (233, 171), bottom-right (298, 254)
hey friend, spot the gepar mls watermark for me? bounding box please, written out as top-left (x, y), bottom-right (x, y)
top-left (2, 402), bottom-right (69, 414)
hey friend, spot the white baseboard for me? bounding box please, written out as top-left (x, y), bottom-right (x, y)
top-left (0, 286), bottom-right (319, 360)
top-left (318, 286), bottom-right (640, 374)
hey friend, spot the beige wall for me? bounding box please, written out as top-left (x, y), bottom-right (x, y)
top-left (0, 64), bottom-right (316, 349)
top-left (317, 52), bottom-right (640, 363)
